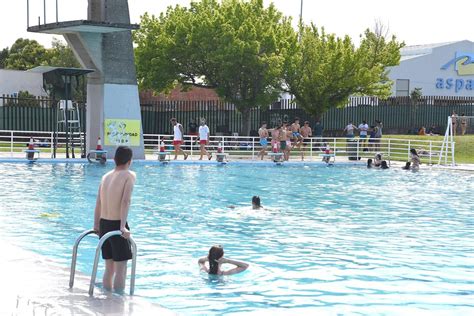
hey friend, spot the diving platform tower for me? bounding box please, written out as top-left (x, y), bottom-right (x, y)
top-left (27, 0), bottom-right (145, 159)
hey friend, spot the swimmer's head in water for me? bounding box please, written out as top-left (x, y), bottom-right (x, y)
top-left (114, 146), bottom-right (133, 166)
top-left (367, 158), bottom-right (373, 167)
top-left (252, 196), bottom-right (261, 209)
top-left (208, 245), bottom-right (224, 275)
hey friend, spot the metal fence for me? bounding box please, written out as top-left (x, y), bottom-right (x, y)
top-left (2, 95), bottom-right (474, 135)
top-left (0, 95), bottom-right (87, 132)
top-left (1, 129), bottom-right (453, 166)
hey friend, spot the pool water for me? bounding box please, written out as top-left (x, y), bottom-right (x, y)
top-left (0, 162), bottom-right (473, 315)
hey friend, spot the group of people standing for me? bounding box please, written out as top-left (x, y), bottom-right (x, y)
top-left (451, 111), bottom-right (469, 136)
top-left (344, 120), bottom-right (383, 150)
top-left (258, 118), bottom-right (313, 161)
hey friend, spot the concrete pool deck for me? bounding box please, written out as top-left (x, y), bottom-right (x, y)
top-left (1, 241), bottom-right (175, 315)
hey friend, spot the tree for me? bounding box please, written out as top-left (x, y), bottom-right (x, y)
top-left (134, 0), bottom-right (296, 135)
top-left (4, 38), bottom-right (48, 70)
top-left (0, 47), bottom-right (9, 69)
top-left (46, 38), bottom-right (81, 68)
top-left (284, 24), bottom-right (404, 119)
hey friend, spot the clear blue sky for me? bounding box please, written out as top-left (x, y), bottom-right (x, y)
top-left (1, 0), bottom-right (473, 49)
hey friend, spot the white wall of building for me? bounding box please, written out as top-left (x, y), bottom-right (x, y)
top-left (388, 40), bottom-right (474, 97)
top-left (0, 69), bottom-right (46, 97)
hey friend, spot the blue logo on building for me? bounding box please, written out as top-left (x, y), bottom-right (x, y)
top-left (436, 52), bottom-right (474, 93)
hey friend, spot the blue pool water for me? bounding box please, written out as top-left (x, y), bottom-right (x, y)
top-left (0, 162), bottom-right (473, 315)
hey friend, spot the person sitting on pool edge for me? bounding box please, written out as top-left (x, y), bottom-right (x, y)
top-left (198, 245), bottom-right (249, 275)
top-left (93, 146), bottom-right (136, 292)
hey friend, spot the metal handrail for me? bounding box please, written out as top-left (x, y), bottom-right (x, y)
top-left (69, 229), bottom-right (137, 296)
top-left (69, 229), bottom-right (96, 288)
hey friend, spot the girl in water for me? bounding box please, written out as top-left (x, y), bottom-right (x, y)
top-left (198, 245), bottom-right (249, 275)
top-left (410, 148), bottom-right (421, 171)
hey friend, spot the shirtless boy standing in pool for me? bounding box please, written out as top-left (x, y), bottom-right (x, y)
top-left (93, 146), bottom-right (136, 292)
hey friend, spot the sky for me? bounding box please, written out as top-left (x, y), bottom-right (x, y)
top-left (0, 0), bottom-right (473, 49)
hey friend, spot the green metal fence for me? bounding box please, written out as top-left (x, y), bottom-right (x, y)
top-left (1, 95), bottom-right (474, 135)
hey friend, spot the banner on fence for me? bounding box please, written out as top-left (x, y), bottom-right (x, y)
top-left (104, 119), bottom-right (141, 146)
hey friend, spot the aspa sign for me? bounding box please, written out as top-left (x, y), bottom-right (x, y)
top-left (436, 52), bottom-right (474, 93)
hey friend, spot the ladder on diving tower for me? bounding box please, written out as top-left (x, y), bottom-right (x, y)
top-left (69, 229), bottom-right (137, 296)
top-left (55, 100), bottom-right (85, 158)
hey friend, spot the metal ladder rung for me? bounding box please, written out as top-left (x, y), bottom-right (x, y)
top-left (69, 229), bottom-right (137, 296)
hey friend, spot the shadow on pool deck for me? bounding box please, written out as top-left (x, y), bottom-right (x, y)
top-left (1, 242), bottom-right (175, 315)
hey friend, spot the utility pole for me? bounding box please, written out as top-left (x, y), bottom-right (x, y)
top-left (298, 0), bottom-right (303, 42)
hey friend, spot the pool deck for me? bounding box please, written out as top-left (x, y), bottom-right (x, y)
top-left (1, 241), bottom-right (175, 315)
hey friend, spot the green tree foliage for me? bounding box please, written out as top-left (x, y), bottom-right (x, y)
top-left (134, 0), bottom-right (297, 135)
top-left (0, 47), bottom-right (9, 69)
top-left (46, 38), bottom-right (81, 68)
top-left (3, 37), bottom-right (79, 71)
top-left (284, 24), bottom-right (404, 118)
top-left (4, 38), bottom-right (48, 70)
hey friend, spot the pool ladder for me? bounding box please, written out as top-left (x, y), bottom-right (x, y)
top-left (69, 229), bottom-right (137, 296)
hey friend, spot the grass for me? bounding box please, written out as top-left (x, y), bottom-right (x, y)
top-left (384, 135), bottom-right (474, 164)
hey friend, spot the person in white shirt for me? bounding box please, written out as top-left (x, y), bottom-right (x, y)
top-left (344, 121), bottom-right (358, 138)
top-left (170, 118), bottom-right (188, 160)
top-left (358, 120), bottom-right (369, 150)
top-left (198, 119), bottom-right (212, 160)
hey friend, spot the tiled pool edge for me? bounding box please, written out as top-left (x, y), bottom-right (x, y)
top-left (0, 240), bottom-right (176, 315)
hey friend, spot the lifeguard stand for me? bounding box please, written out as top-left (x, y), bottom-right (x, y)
top-left (29, 66), bottom-right (93, 158)
top-left (27, 0), bottom-right (145, 159)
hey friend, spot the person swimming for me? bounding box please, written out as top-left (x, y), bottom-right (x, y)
top-left (198, 245), bottom-right (249, 275)
top-left (402, 162), bottom-right (411, 170)
top-left (410, 148), bottom-right (421, 171)
top-left (367, 158), bottom-right (373, 168)
top-left (380, 160), bottom-right (389, 169)
top-left (252, 196), bottom-right (261, 210)
top-left (374, 153), bottom-right (382, 167)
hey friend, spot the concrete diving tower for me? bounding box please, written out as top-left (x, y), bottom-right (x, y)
top-left (28, 0), bottom-right (145, 159)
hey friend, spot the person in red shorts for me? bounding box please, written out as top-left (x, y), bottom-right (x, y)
top-left (198, 119), bottom-right (212, 160)
top-left (170, 118), bottom-right (188, 160)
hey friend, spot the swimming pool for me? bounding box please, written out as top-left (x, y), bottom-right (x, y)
top-left (1, 162), bottom-right (473, 315)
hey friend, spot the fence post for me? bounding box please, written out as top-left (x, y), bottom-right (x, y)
top-left (429, 140), bottom-right (432, 165)
top-left (190, 136), bottom-right (193, 158)
top-left (10, 131), bottom-right (14, 157)
top-left (310, 138), bottom-right (313, 160)
top-left (388, 139), bottom-right (391, 163)
top-left (356, 138), bottom-right (360, 160)
top-left (408, 140), bottom-right (411, 161)
top-left (252, 137), bottom-right (255, 160)
top-left (50, 132), bottom-right (54, 158)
